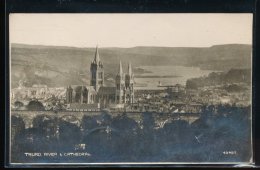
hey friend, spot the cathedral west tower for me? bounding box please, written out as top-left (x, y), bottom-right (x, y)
top-left (125, 63), bottom-right (134, 104)
top-left (115, 60), bottom-right (125, 104)
top-left (90, 46), bottom-right (104, 91)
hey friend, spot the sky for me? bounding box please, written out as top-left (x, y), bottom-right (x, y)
top-left (9, 13), bottom-right (253, 48)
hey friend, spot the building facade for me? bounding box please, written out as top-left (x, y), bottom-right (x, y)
top-left (66, 46), bottom-right (135, 109)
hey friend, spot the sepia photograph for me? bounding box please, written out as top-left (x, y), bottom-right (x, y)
top-left (9, 13), bottom-right (253, 165)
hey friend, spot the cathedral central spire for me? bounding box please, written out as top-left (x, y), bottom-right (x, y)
top-left (118, 60), bottom-right (123, 76)
top-left (94, 45), bottom-right (100, 63)
top-left (128, 62), bottom-right (132, 76)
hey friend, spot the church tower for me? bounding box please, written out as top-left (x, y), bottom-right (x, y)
top-left (66, 86), bottom-right (73, 103)
top-left (115, 61), bottom-right (125, 104)
top-left (125, 63), bottom-right (134, 104)
top-left (90, 45), bottom-right (104, 91)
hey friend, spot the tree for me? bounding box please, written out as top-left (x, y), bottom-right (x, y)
top-left (14, 101), bottom-right (24, 109)
top-left (27, 100), bottom-right (45, 111)
top-left (186, 79), bottom-right (198, 89)
top-left (81, 115), bottom-right (99, 131)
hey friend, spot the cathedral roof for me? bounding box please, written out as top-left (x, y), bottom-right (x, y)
top-left (70, 85), bottom-right (97, 94)
top-left (98, 86), bottom-right (116, 95)
top-left (87, 86), bottom-right (98, 93)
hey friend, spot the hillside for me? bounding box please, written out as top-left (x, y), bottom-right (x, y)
top-left (186, 68), bottom-right (251, 89)
top-left (11, 43), bottom-right (252, 88)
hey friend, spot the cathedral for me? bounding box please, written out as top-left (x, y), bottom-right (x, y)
top-left (66, 46), bottom-right (134, 110)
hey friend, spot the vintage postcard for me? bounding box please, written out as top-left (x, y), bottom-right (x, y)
top-left (9, 14), bottom-right (253, 165)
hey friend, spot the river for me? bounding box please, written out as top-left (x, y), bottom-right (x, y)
top-left (134, 65), bottom-right (215, 90)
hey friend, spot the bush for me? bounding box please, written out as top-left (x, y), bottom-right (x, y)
top-left (27, 100), bottom-right (45, 111)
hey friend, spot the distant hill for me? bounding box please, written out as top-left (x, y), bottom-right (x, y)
top-left (11, 43), bottom-right (252, 88)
